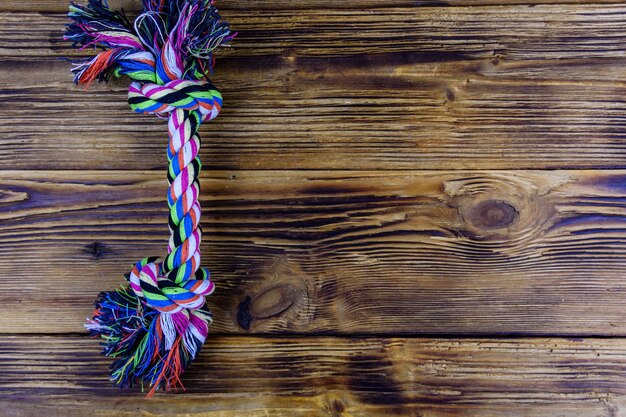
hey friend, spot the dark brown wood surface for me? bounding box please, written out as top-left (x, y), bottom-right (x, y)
top-left (3, 169), bottom-right (626, 335)
top-left (3, 336), bottom-right (626, 417)
top-left (2, 0), bottom-right (626, 415)
top-left (3, 5), bottom-right (626, 170)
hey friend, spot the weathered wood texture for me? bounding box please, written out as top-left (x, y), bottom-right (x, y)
top-left (2, 6), bottom-right (626, 169)
top-left (2, 169), bottom-right (626, 335)
top-left (3, 335), bottom-right (626, 417)
top-left (3, 0), bottom-right (626, 414)
top-left (1, 0), bottom-right (626, 12)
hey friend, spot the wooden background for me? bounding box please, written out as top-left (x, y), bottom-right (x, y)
top-left (2, 0), bottom-right (626, 415)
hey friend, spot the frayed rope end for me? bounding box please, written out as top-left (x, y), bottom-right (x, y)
top-left (85, 286), bottom-right (211, 398)
top-left (64, 0), bottom-right (235, 87)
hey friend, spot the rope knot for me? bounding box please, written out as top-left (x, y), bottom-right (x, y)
top-left (127, 257), bottom-right (215, 314)
top-left (128, 79), bottom-right (222, 121)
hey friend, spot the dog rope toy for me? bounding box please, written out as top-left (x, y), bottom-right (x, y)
top-left (64, 0), bottom-right (235, 396)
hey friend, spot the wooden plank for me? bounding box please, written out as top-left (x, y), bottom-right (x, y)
top-left (2, 335), bottom-right (626, 416)
top-left (4, 58), bottom-right (626, 170)
top-left (7, 6), bottom-right (626, 60)
top-left (1, 0), bottom-right (625, 13)
top-left (3, 7), bottom-right (626, 170)
top-left (3, 169), bottom-right (626, 335)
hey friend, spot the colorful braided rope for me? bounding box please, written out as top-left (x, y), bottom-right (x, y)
top-left (63, 0), bottom-right (234, 396)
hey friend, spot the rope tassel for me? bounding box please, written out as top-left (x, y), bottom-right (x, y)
top-left (64, 0), bottom-right (235, 396)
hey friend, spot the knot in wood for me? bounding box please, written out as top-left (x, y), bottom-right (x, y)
top-left (467, 199), bottom-right (518, 230)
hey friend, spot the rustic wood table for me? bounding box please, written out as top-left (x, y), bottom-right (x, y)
top-left (3, 0), bottom-right (626, 415)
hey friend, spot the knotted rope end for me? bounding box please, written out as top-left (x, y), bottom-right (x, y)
top-left (85, 257), bottom-right (214, 397)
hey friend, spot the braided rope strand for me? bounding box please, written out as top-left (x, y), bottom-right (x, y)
top-left (165, 109), bottom-right (204, 284)
top-left (64, 0), bottom-right (234, 396)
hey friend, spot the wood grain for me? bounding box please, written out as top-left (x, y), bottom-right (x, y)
top-left (3, 1), bottom-right (626, 413)
top-left (2, 0), bottom-right (626, 13)
top-left (3, 6), bottom-right (626, 170)
top-left (3, 335), bottom-right (626, 417)
top-left (3, 169), bottom-right (626, 335)
top-left (7, 6), bottom-right (626, 60)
